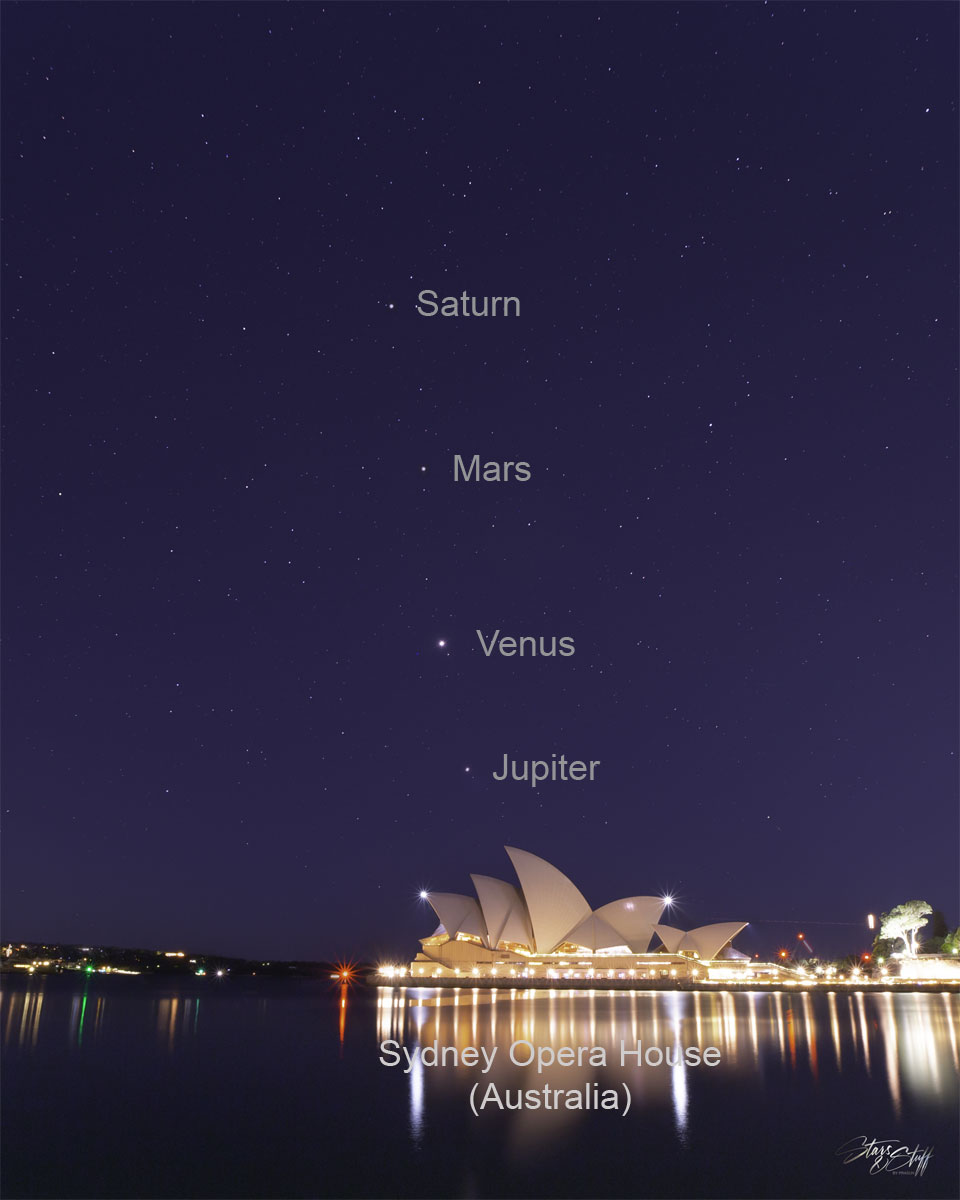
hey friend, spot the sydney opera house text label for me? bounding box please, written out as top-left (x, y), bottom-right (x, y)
top-left (379, 1039), bottom-right (722, 1074)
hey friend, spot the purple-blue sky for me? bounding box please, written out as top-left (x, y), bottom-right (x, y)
top-left (2, 2), bottom-right (956, 961)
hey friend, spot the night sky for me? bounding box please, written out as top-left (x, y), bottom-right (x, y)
top-left (2, 3), bottom-right (956, 963)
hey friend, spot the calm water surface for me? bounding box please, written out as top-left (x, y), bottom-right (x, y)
top-left (2, 976), bottom-right (958, 1198)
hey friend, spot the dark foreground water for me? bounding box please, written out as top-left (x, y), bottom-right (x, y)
top-left (2, 976), bottom-right (958, 1199)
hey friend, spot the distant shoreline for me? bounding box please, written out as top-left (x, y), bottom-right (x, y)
top-left (0, 942), bottom-right (353, 979)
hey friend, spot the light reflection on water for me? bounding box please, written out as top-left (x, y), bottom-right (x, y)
top-left (2, 983), bottom-right (203, 1051)
top-left (3, 979), bottom-right (959, 1198)
top-left (4, 982), bottom-right (958, 1125)
top-left (376, 987), bottom-right (960, 1144)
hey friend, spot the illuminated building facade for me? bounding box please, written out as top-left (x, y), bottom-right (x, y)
top-left (397, 847), bottom-right (786, 984)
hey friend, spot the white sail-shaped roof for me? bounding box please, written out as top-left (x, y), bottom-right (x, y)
top-left (470, 874), bottom-right (534, 950)
top-left (653, 924), bottom-right (686, 953)
top-left (654, 921), bottom-right (747, 960)
top-left (679, 922), bottom-right (748, 961)
top-left (425, 893), bottom-right (488, 941)
top-left (594, 897), bottom-right (665, 953)
top-left (505, 846), bottom-right (591, 953)
top-left (565, 912), bottom-right (628, 952)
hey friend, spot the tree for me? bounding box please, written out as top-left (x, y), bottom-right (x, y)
top-left (871, 934), bottom-right (899, 961)
top-left (920, 910), bottom-right (949, 952)
top-left (879, 901), bottom-right (933, 957)
top-left (929, 910), bottom-right (949, 940)
top-left (941, 928), bottom-right (960, 956)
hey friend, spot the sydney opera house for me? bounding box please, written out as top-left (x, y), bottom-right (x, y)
top-left (393, 847), bottom-right (792, 984)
